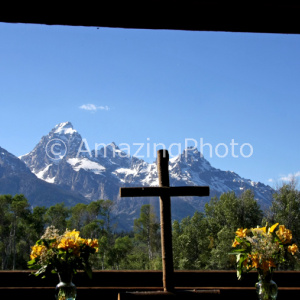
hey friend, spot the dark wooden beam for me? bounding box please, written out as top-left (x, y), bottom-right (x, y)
top-left (1, 270), bottom-right (300, 300)
top-left (120, 187), bottom-right (210, 198)
top-left (118, 290), bottom-right (220, 300)
top-left (0, 2), bottom-right (300, 34)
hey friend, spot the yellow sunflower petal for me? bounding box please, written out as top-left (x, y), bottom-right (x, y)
top-left (269, 223), bottom-right (279, 233)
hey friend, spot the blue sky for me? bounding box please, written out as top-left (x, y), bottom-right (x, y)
top-left (0, 22), bottom-right (299, 187)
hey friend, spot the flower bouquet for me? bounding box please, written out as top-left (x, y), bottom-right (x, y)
top-left (230, 223), bottom-right (298, 299)
top-left (28, 226), bottom-right (99, 300)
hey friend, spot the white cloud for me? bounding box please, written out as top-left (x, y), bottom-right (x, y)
top-left (268, 178), bottom-right (274, 182)
top-left (279, 171), bottom-right (300, 182)
top-left (79, 104), bottom-right (110, 112)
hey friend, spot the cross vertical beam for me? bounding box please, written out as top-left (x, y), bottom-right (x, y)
top-left (157, 149), bottom-right (174, 292)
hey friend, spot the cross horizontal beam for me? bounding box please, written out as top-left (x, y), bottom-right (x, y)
top-left (119, 186), bottom-right (209, 198)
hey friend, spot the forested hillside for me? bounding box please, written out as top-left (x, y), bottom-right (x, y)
top-left (1, 182), bottom-right (299, 270)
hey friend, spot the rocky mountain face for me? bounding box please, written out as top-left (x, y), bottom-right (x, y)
top-left (18, 122), bottom-right (274, 230)
top-left (0, 146), bottom-right (88, 207)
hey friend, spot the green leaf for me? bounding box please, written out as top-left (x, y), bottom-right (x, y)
top-left (85, 264), bottom-right (93, 279)
top-left (237, 268), bottom-right (242, 280)
top-left (229, 248), bottom-right (248, 254)
top-left (27, 259), bottom-right (36, 266)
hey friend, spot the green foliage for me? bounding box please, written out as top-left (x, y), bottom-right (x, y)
top-left (263, 180), bottom-right (300, 269)
top-left (0, 195), bottom-right (119, 270)
top-left (265, 179), bottom-right (300, 244)
top-left (204, 190), bottom-right (263, 269)
top-left (208, 227), bottom-right (236, 270)
top-left (173, 212), bottom-right (210, 269)
top-left (0, 194), bottom-right (34, 269)
top-left (205, 190), bottom-right (263, 234)
top-left (68, 200), bottom-right (114, 239)
top-left (44, 203), bottom-right (69, 233)
top-left (1, 186), bottom-right (299, 271)
top-left (134, 204), bottom-right (161, 265)
top-left (107, 236), bottom-right (133, 270)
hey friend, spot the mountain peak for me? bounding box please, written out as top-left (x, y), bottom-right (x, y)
top-left (52, 122), bottom-right (77, 135)
top-left (0, 146), bottom-right (31, 174)
top-left (180, 147), bottom-right (204, 160)
top-left (183, 146), bottom-right (200, 155)
top-left (107, 142), bottom-right (119, 150)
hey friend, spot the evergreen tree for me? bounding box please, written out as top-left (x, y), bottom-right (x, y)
top-left (44, 203), bottom-right (69, 233)
top-left (107, 236), bottom-right (133, 270)
top-left (205, 190), bottom-right (263, 269)
top-left (0, 194), bottom-right (34, 269)
top-left (265, 179), bottom-right (300, 244)
top-left (133, 204), bottom-right (161, 269)
top-left (172, 212), bottom-right (211, 269)
top-left (0, 194), bottom-right (13, 269)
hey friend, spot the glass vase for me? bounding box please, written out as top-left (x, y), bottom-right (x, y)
top-left (255, 269), bottom-right (278, 300)
top-left (55, 272), bottom-right (77, 300)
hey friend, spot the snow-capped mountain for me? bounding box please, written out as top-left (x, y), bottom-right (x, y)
top-left (0, 146), bottom-right (88, 207)
top-left (20, 122), bottom-right (274, 230)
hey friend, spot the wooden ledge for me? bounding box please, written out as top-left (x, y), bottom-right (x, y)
top-left (118, 290), bottom-right (220, 300)
top-left (2, 286), bottom-right (300, 290)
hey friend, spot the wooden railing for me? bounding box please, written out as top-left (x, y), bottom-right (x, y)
top-left (0, 270), bottom-right (299, 300)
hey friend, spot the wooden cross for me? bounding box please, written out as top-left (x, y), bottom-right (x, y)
top-left (120, 149), bottom-right (210, 293)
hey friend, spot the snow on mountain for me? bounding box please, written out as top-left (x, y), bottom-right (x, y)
top-left (0, 146), bottom-right (88, 207)
top-left (67, 158), bottom-right (106, 175)
top-left (35, 164), bottom-right (55, 183)
top-left (53, 122), bottom-right (77, 135)
top-left (21, 121), bottom-right (87, 181)
top-left (19, 122), bottom-right (275, 230)
top-left (1, 146), bottom-right (32, 175)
